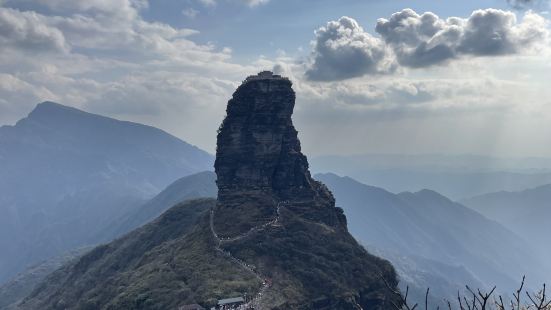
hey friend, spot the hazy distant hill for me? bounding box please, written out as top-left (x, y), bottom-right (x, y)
top-left (0, 247), bottom-right (90, 310)
top-left (0, 172), bottom-right (218, 310)
top-left (315, 173), bottom-right (549, 294)
top-left (102, 171), bottom-right (218, 240)
top-left (27, 168), bottom-right (544, 305)
top-left (311, 154), bottom-right (551, 199)
top-left (368, 246), bottom-right (484, 308)
top-left (75, 170), bottom-right (551, 300)
top-left (0, 102), bottom-right (213, 284)
top-left (11, 171), bottom-right (549, 307)
top-left (462, 184), bottom-right (551, 258)
top-left (17, 199), bottom-right (253, 310)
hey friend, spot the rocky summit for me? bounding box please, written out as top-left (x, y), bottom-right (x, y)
top-left (214, 71), bottom-right (344, 236)
top-left (16, 71), bottom-right (401, 310)
top-left (212, 71), bottom-right (400, 308)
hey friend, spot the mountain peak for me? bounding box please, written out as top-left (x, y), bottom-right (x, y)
top-left (35, 101), bottom-right (65, 108)
top-left (20, 101), bottom-right (104, 130)
top-left (15, 72), bottom-right (401, 309)
top-left (216, 71), bottom-right (309, 198)
top-left (29, 101), bottom-right (85, 118)
top-left (214, 71), bottom-right (341, 236)
top-left (210, 72), bottom-right (400, 308)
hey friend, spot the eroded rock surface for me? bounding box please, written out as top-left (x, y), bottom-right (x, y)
top-left (213, 71), bottom-right (400, 309)
top-left (214, 71), bottom-right (345, 236)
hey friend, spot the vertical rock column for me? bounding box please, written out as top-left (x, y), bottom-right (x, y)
top-left (214, 72), bottom-right (344, 237)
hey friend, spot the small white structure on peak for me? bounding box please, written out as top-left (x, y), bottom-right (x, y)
top-left (243, 71), bottom-right (289, 84)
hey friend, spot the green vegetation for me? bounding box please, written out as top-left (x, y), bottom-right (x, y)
top-left (221, 206), bottom-right (400, 309)
top-left (19, 199), bottom-right (261, 309)
top-left (18, 196), bottom-right (401, 309)
top-left (0, 248), bottom-right (90, 310)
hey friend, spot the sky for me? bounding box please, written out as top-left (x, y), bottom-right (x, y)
top-left (1, 0), bottom-right (551, 157)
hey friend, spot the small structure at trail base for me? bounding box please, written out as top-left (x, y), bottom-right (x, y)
top-left (217, 297), bottom-right (245, 309)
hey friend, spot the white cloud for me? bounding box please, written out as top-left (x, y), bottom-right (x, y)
top-left (376, 8), bottom-right (549, 67)
top-left (306, 9), bottom-right (550, 81)
top-left (0, 8), bottom-right (68, 53)
top-left (14, 0), bottom-right (145, 21)
top-left (305, 16), bottom-right (397, 81)
top-left (0, 0), bottom-right (256, 151)
top-left (0, 73), bottom-right (58, 124)
top-left (1, 1), bottom-right (551, 157)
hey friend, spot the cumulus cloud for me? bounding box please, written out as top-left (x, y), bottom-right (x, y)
top-left (306, 9), bottom-right (550, 81)
top-left (305, 16), bottom-right (396, 81)
top-left (0, 8), bottom-right (68, 53)
top-left (376, 8), bottom-right (549, 67)
top-left (11, 0), bottom-right (146, 23)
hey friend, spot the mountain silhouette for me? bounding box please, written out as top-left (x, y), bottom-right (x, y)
top-left (0, 102), bottom-right (213, 283)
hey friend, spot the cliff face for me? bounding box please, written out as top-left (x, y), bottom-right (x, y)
top-left (214, 72), bottom-right (344, 236)
top-left (215, 73), bottom-right (308, 197)
top-left (213, 71), bottom-right (400, 309)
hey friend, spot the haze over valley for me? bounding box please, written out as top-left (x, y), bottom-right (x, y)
top-left (1, 0), bottom-right (551, 309)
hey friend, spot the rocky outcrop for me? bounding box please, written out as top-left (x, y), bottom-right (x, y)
top-left (213, 71), bottom-right (400, 309)
top-left (214, 71), bottom-right (345, 236)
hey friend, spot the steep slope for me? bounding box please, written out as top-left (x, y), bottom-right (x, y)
top-left (462, 184), bottom-right (551, 257)
top-left (20, 72), bottom-right (401, 309)
top-left (103, 171), bottom-right (218, 239)
top-left (1, 172), bottom-right (218, 310)
top-left (369, 247), bottom-right (484, 309)
top-left (0, 102), bottom-right (213, 283)
top-left (315, 173), bottom-right (549, 293)
top-left (210, 72), bottom-right (399, 309)
top-left (84, 171), bottom-right (487, 306)
top-left (0, 248), bottom-right (90, 310)
top-left (18, 199), bottom-right (262, 310)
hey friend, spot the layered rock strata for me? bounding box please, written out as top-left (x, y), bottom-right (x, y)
top-left (214, 71), bottom-right (345, 236)
top-left (212, 71), bottom-right (400, 309)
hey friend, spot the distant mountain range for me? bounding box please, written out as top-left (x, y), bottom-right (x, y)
top-left (102, 171), bottom-right (218, 241)
top-left (19, 199), bottom-right (226, 309)
top-left (0, 172), bottom-right (217, 310)
top-left (315, 173), bottom-right (550, 299)
top-left (13, 169), bottom-right (548, 308)
top-left (2, 101), bottom-right (549, 308)
top-left (5, 172), bottom-right (549, 308)
top-left (0, 247), bottom-right (91, 310)
top-left (462, 184), bottom-right (551, 258)
top-left (311, 154), bottom-right (551, 200)
top-left (0, 102), bottom-right (213, 284)
top-left (20, 167), bottom-right (546, 303)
